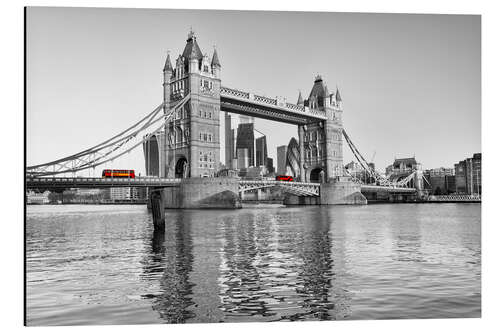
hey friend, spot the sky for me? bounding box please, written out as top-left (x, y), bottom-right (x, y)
top-left (26, 7), bottom-right (480, 175)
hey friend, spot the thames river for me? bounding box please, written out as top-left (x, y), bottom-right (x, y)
top-left (26, 203), bottom-right (481, 325)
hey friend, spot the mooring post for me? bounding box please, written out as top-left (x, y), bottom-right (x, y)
top-left (150, 189), bottom-right (165, 231)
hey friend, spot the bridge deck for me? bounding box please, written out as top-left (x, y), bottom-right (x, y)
top-left (27, 177), bottom-right (418, 196)
top-left (361, 185), bottom-right (417, 193)
top-left (26, 177), bottom-right (181, 189)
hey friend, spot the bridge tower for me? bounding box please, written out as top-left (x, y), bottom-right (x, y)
top-left (300, 76), bottom-right (344, 182)
top-left (158, 31), bottom-right (222, 178)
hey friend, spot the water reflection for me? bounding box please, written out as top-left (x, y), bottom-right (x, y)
top-left (144, 213), bottom-right (195, 323)
top-left (26, 204), bottom-right (481, 325)
top-left (217, 208), bottom-right (351, 321)
top-left (218, 213), bottom-right (276, 318)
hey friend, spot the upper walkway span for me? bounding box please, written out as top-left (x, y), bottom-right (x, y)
top-left (220, 86), bottom-right (327, 125)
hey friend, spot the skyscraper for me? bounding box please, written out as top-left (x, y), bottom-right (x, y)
top-left (277, 145), bottom-right (287, 175)
top-left (224, 112), bottom-right (234, 168)
top-left (236, 123), bottom-right (255, 167)
top-left (239, 115), bottom-right (254, 124)
top-left (255, 136), bottom-right (268, 166)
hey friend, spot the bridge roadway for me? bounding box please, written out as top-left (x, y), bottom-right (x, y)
top-left (26, 177), bottom-right (417, 195)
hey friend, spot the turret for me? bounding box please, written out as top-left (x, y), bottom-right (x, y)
top-left (335, 87), bottom-right (342, 108)
top-left (324, 84), bottom-right (330, 108)
top-left (297, 90), bottom-right (304, 105)
top-left (163, 52), bottom-right (173, 107)
top-left (211, 47), bottom-right (221, 78)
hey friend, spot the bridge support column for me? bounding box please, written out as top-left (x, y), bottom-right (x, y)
top-left (150, 189), bottom-right (165, 231)
top-left (257, 188), bottom-right (264, 201)
top-left (320, 178), bottom-right (367, 205)
top-left (298, 125), bottom-right (305, 182)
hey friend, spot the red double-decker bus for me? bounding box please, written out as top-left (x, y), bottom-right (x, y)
top-left (102, 169), bottom-right (135, 178)
top-left (275, 175), bottom-right (294, 182)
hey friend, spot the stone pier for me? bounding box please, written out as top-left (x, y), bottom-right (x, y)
top-left (284, 178), bottom-right (367, 206)
top-left (320, 177), bottom-right (367, 205)
top-left (163, 177), bottom-right (242, 209)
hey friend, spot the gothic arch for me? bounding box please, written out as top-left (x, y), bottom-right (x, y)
top-left (175, 156), bottom-right (189, 178)
top-left (309, 167), bottom-right (325, 183)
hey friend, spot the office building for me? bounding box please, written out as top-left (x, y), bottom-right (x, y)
top-left (236, 123), bottom-right (255, 167)
top-left (255, 136), bottom-right (268, 166)
top-left (277, 145), bottom-right (287, 175)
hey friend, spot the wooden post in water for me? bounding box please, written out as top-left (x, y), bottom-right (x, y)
top-left (150, 189), bottom-right (165, 231)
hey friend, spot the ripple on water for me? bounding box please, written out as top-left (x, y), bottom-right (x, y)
top-left (26, 204), bottom-right (481, 325)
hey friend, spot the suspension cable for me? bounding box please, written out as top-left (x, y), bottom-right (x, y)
top-left (27, 95), bottom-right (190, 176)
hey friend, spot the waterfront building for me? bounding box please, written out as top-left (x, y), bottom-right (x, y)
top-left (26, 190), bottom-right (50, 204)
top-left (277, 145), bottom-right (287, 175)
top-left (423, 167), bottom-right (456, 195)
top-left (390, 157), bottom-right (421, 175)
top-left (109, 187), bottom-right (146, 201)
top-left (345, 161), bottom-right (363, 177)
top-left (454, 153), bottom-right (481, 194)
top-left (76, 188), bottom-right (102, 196)
top-left (236, 123), bottom-right (255, 167)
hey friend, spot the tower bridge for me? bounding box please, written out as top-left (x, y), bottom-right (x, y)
top-left (26, 31), bottom-right (425, 229)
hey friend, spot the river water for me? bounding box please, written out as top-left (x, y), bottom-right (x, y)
top-left (26, 203), bottom-right (481, 325)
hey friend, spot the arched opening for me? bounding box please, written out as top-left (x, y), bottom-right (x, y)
top-left (310, 167), bottom-right (325, 183)
top-left (144, 135), bottom-right (160, 176)
top-left (175, 157), bottom-right (188, 178)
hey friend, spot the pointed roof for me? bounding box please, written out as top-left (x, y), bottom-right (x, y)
top-left (211, 48), bottom-right (221, 67)
top-left (163, 53), bottom-right (173, 72)
top-left (297, 91), bottom-right (304, 104)
top-left (182, 30), bottom-right (204, 61)
top-left (335, 87), bottom-right (342, 102)
top-left (308, 75), bottom-right (328, 99)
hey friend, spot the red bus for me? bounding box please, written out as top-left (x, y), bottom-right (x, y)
top-left (102, 169), bottom-right (135, 178)
top-left (275, 175), bottom-right (294, 182)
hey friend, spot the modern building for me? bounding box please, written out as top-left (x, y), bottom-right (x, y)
top-left (286, 137), bottom-right (300, 178)
top-left (237, 148), bottom-right (249, 169)
top-left (266, 157), bottom-right (274, 174)
top-left (255, 136), bottom-right (268, 166)
top-left (224, 112), bottom-right (234, 168)
top-left (424, 168), bottom-right (456, 195)
top-left (236, 123), bottom-right (255, 167)
top-left (239, 115), bottom-right (254, 124)
top-left (455, 153), bottom-right (481, 195)
top-left (276, 145), bottom-right (287, 175)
